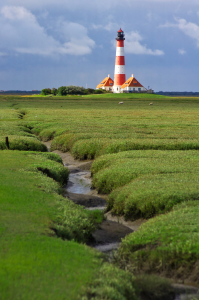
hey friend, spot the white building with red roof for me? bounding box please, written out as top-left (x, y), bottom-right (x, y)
top-left (121, 74), bottom-right (147, 92)
top-left (96, 74), bottom-right (114, 91)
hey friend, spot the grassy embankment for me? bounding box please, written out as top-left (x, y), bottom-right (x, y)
top-left (0, 96), bottom-right (140, 300)
top-left (0, 150), bottom-right (140, 300)
top-left (92, 150), bottom-right (199, 283)
top-left (91, 150), bottom-right (199, 218)
top-left (0, 150), bottom-right (100, 299)
top-left (0, 104), bottom-right (46, 151)
top-left (1, 93), bottom-right (199, 287)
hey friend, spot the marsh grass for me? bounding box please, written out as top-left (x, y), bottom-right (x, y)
top-left (1, 95), bottom-right (199, 293)
top-left (0, 115), bottom-right (47, 151)
top-left (81, 263), bottom-right (138, 300)
top-left (134, 275), bottom-right (174, 300)
top-left (0, 150), bottom-right (108, 299)
top-left (2, 95), bottom-right (199, 158)
top-left (0, 135), bottom-right (47, 151)
top-left (117, 201), bottom-right (199, 283)
top-left (91, 150), bottom-right (199, 218)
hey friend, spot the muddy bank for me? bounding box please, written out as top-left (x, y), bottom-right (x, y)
top-left (65, 190), bottom-right (106, 208)
top-left (105, 211), bottom-right (147, 232)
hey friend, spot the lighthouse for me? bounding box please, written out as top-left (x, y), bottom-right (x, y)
top-left (96, 28), bottom-right (149, 94)
top-left (113, 28), bottom-right (126, 93)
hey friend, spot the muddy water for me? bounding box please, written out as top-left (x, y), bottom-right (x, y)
top-left (66, 170), bottom-right (91, 194)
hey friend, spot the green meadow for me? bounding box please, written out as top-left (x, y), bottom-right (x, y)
top-left (0, 150), bottom-right (102, 300)
top-left (0, 149), bottom-right (139, 300)
top-left (1, 93), bottom-right (199, 294)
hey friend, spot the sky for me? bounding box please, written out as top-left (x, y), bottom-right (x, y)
top-left (0, 0), bottom-right (199, 91)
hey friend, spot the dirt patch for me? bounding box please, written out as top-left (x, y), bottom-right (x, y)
top-left (43, 140), bottom-right (52, 151)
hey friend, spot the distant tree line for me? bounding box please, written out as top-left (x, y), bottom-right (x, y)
top-left (41, 86), bottom-right (111, 96)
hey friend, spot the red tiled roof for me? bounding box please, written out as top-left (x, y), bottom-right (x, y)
top-left (121, 76), bottom-right (143, 89)
top-left (96, 76), bottom-right (114, 89)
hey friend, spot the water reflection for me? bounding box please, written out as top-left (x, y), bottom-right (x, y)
top-left (66, 171), bottom-right (91, 194)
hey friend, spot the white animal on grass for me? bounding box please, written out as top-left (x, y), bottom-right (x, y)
top-left (149, 102), bottom-right (153, 105)
top-left (118, 102), bottom-right (123, 104)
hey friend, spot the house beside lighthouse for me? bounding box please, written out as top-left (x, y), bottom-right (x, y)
top-left (96, 28), bottom-right (151, 93)
top-left (121, 74), bottom-right (147, 92)
top-left (96, 75), bottom-right (114, 91)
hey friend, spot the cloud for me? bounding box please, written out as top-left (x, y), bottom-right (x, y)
top-left (0, 6), bottom-right (95, 56)
top-left (178, 49), bottom-right (186, 55)
top-left (125, 31), bottom-right (164, 55)
top-left (60, 26), bottom-right (95, 56)
top-left (0, 52), bottom-right (8, 56)
top-left (1, 6), bottom-right (35, 20)
top-left (161, 18), bottom-right (199, 48)
top-left (92, 22), bottom-right (119, 32)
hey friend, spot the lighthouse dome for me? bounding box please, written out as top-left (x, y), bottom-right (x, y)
top-left (116, 28), bottom-right (125, 41)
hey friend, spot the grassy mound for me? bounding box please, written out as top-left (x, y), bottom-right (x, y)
top-left (117, 201), bottom-right (199, 284)
top-left (109, 173), bottom-right (199, 219)
top-left (0, 135), bottom-right (47, 151)
top-left (91, 150), bottom-right (199, 218)
top-left (51, 133), bottom-right (104, 153)
top-left (91, 150), bottom-right (199, 192)
top-left (82, 263), bottom-right (138, 300)
top-left (71, 138), bottom-right (199, 160)
top-left (26, 151), bottom-right (63, 164)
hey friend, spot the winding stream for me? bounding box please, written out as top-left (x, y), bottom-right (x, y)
top-left (44, 142), bottom-right (140, 253)
top-left (44, 141), bottom-right (199, 299)
top-left (63, 155), bottom-right (199, 299)
top-left (64, 161), bottom-right (134, 253)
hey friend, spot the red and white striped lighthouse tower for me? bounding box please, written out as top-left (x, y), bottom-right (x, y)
top-left (113, 28), bottom-right (126, 93)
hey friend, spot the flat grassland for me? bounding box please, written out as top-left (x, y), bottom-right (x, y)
top-left (1, 93), bottom-right (199, 292)
top-left (0, 150), bottom-right (103, 300)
